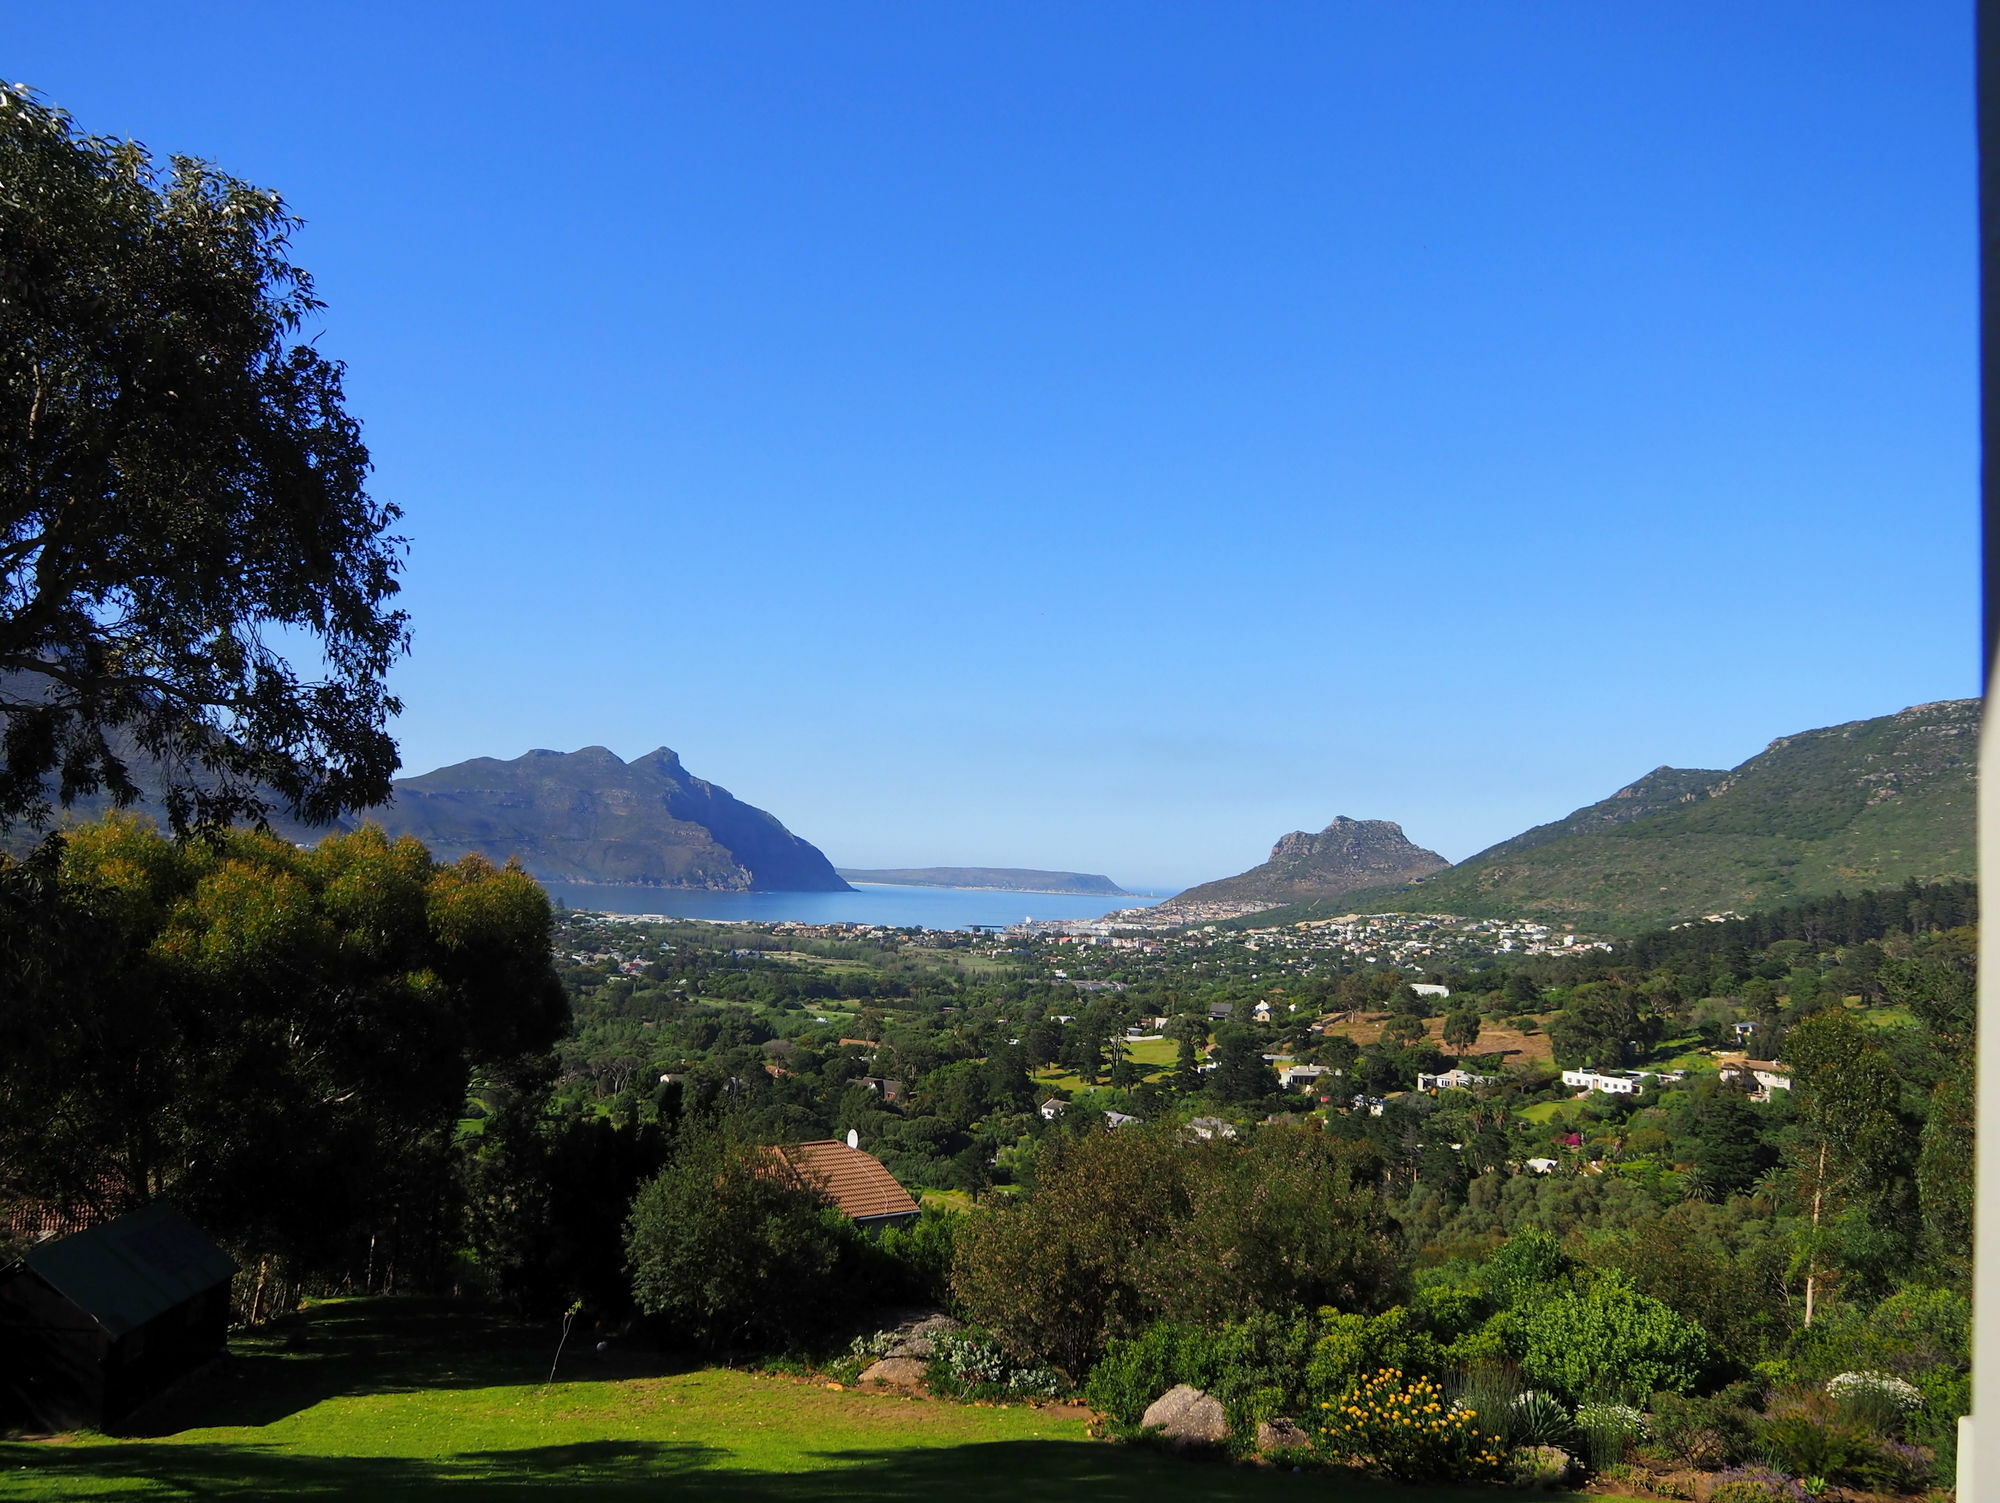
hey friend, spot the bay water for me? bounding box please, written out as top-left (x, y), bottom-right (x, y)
top-left (537, 880), bottom-right (1166, 930)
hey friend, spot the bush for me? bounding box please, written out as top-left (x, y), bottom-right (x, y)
top-left (925, 1329), bottom-right (1067, 1400)
top-left (624, 1130), bottom-right (855, 1350)
top-left (1085, 1311), bottom-right (1323, 1437)
top-left (1506, 1444), bottom-right (1572, 1488)
top-left (1708, 1469), bottom-right (1810, 1503)
top-left (1517, 1277), bottom-right (1712, 1401)
top-left (1648, 1388), bottom-right (1759, 1469)
top-left (1313, 1368), bottom-right (1509, 1483)
top-left (1306, 1306), bottom-right (1440, 1400)
top-left (1758, 1414), bottom-right (1930, 1491)
top-left (1084, 1322), bottom-right (1217, 1425)
top-left (1824, 1370), bottom-right (1923, 1435)
top-left (1574, 1400), bottom-right (1646, 1470)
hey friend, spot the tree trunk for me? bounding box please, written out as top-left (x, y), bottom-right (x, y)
top-left (1804, 1139), bottom-right (1827, 1328)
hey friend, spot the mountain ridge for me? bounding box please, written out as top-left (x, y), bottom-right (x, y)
top-left (1152, 816), bottom-right (1449, 915)
top-left (1214, 699), bottom-right (1978, 934)
top-left (369, 745), bottom-right (851, 891)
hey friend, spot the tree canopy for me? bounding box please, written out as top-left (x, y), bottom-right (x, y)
top-left (0, 86), bottom-right (405, 834)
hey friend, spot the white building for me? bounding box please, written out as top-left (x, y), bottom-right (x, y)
top-left (1418, 1067), bottom-right (1497, 1092)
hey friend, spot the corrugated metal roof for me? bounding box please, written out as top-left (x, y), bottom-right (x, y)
top-left (20, 1203), bottom-right (237, 1337)
top-left (772, 1141), bottom-right (920, 1224)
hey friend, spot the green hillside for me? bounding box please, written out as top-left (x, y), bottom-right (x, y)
top-left (1234, 699), bottom-right (1977, 934)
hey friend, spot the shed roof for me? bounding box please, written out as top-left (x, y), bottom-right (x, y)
top-left (18, 1203), bottom-right (237, 1338)
top-left (771, 1141), bottom-right (920, 1224)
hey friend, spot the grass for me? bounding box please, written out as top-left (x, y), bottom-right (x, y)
top-left (0, 1299), bottom-right (1539, 1502)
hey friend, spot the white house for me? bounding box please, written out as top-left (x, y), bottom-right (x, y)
top-left (1524, 1157), bottom-right (1559, 1174)
top-left (1039, 1098), bottom-right (1069, 1120)
top-left (1562, 1067), bottom-right (1686, 1096)
top-left (1719, 1059), bottom-right (1793, 1101)
top-left (1418, 1067), bottom-right (1497, 1092)
top-left (1104, 1110), bottom-right (1139, 1129)
top-left (1186, 1116), bottom-right (1238, 1140)
top-left (1410, 983), bottom-right (1451, 999)
top-left (1278, 1063), bottom-right (1330, 1090)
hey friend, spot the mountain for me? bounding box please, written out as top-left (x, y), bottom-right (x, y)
top-left (1237, 699), bottom-right (1979, 934)
top-left (1153, 817), bottom-right (1449, 916)
top-left (363, 747), bottom-right (851, 890)
top-left (836, 867), bottom-right (1131, 896)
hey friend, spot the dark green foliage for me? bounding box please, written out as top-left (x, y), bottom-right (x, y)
top-left (0, 818), bottom-right (566, 1289)
top-left (1756, 1415), bottom-right (1927, 1490)
top-left (1648, 1388), bottom-right (1761, 1468)
top-left (0, 87), bottom-right (406, 835)
top-left (624, 1126), bottom-right (854, 1350)
top-left (952, 1124), bottom-right (1397, 1374)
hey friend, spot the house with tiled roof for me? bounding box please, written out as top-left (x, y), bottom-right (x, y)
top-left (770, 1140), bottom-right (920, 1231)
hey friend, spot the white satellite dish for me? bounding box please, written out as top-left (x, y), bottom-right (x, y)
top-left (846, 1128), bottom-right (860, 1149)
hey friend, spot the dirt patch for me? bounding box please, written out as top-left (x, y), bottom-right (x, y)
top-left (1317, 1012), bottom-right (1555, 1068)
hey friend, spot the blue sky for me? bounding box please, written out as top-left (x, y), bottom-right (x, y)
top-left (15, 2), bottom-right (1976, 889)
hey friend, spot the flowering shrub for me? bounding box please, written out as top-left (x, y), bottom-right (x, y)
top-left (1574, 1401), bottom-right (1648, 1437)
top-left (926, 1330), bottom-right (1067, 1399)
top-left (1825, 1370), bottom-right (1923, 1434)
top-left (1314, 1368), bottom-right (1508, 1483)
top-left (1575, 1400), bottom-right (1647, 1470)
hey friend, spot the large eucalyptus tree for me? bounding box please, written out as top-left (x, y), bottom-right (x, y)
top-left (0, 86), bottom-right (405, 834)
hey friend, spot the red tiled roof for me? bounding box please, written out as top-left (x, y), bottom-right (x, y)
top-left (771, 1140), bottom-right (920, 1223)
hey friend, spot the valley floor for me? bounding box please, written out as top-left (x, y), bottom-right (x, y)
top-left (0, 1299), bottom-right (1531, 1502)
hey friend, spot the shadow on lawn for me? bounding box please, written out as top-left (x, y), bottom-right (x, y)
top-left (120, 1298), bottom-right (703, 1436)
top-left (0, 1437), bottom-right (1500, 1502)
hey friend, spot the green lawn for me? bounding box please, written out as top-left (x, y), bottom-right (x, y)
top-left (1515, 1100), bottom-right (1571, 1124)
top-left (0, 1299), bottom-right (1541, 1501)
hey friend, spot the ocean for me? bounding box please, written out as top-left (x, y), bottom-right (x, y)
top-left (536, 880), bottom-right (1166, 930)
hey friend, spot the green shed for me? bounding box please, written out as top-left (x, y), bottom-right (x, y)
top-left (0, 1202), bottom-right (236, 1430)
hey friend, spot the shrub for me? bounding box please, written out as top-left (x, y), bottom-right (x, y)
top-left (1085, 1311), bottom-right (1327, 1439)
top-left (1649, 1388), bottom-right (1759, 1469)
top-left (1708, 1468), bottom-right (1810, 1503)
top-left (1084, 1322), bottom-right (1217, 1425)
top-left (1758, 1414), bottom-right (1927, 1490)
top-left (925, 1329), bottom-right (1067, 1400)
top-left (1574, 1400), bottom-right (1646, 1470)
top-left (1506, 1444), bottom-right (1572, 1488)
top-left (624, 1131), bottom-right (853, 1350)
top-left (1824, 1370), bottom-right (1923, 1434)
top-left (1517, 1277), bottom-right (1712, 1401)
top-left (1306, 1306), bottom-right (1440, 1400)
top-left (1313, 1368), bottom-right (1508, 1483)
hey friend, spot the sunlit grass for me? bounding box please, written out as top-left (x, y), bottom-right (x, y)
top-left (0, 1299), bottom-right (1541, 1501)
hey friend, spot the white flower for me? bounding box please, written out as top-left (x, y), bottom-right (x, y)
top-left (1826, 1371), bottom-right (1923, 1411)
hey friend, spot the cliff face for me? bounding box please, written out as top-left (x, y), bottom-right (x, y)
top-left (1157, 816), bottom-right (1448, 914)
top-left (366, 745), bottom-right (851, 891)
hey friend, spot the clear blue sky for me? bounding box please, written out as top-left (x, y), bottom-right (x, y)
top-left (15, 2), bottom-right (1976, 889)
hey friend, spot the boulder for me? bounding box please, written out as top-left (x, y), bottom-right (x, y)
top-left (858, 1357), bottom-right (929, 1390)
top-left (1140, 1385), bottom-right (1229, 1448)
top-left (882, 1313), bottom-right (963, 1360)
top-left (1256, 1417), bottom-right (1310, 1454)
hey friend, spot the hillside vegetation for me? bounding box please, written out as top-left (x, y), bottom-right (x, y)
top-left (1243, 700), bottom-right (1976, 933)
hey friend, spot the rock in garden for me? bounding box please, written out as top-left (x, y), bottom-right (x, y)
top-left (858, 1357), bottom-right (930, 1390)
top-left (882, 1313), bottom-right (962, 1360)
top-left (1256, 1417), bottom-right (1309, 1453)
top-left (1140, 1385), bottom-right (1229, 1447)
